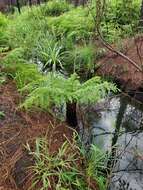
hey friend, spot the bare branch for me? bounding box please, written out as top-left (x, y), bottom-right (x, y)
top-left (88, 0), bottom-right (143, 72)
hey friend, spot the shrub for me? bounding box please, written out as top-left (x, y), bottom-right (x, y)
top-left (2, 48), bottom-right (26, 69)
top-left (6, 2), bottom-right (72, 58)
top-left (72, 44), bottom-right (95, 75)
top-left (0, 13), bottom-right (9, 47)
top-left (7, 13), bottom-right (48, 52)
top-left (0, 12), bottom-right (8, 28)
top-left (101, 0), bottom-right (141, 42)
top-left (21, 72), bottom-right (117, 110)
top-left (6, 0), bottom-right (72, 50)
top-left (106, 0), bottom-right (141, 25)
top-left (101, 22), bottom-right (123, 43)
top-left (1, 48), bottom-right (41, 88)
top-left (47, 7), bottom-right (94, 41)
top-left (14, 63), bottom-right (41, 89)
top-left (32, 32), bottom-right (69, 72)
top-left (2, 48), bottom-right (26, 68)
top-left (40, 0), bottom-right (73, 16)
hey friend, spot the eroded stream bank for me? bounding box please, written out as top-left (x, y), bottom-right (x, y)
top-left (78, 93), bottom-right (143, 190)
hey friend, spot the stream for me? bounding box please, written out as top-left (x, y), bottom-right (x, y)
top-left (79, 94), bottom-right (143, 190)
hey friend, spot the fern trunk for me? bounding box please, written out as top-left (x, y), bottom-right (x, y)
top-left (29, 0), bottom-right (32, 7)
top-left (16, 0), bottom-right (21, 13)
top-left (66, 102), bottom-right (78, 127)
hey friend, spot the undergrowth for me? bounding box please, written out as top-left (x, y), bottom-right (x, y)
top-left (1, 0), bottom-right (142, 75)
top-left (28, 133), bottom-right (108, 190)
top-left (39, 0), bottom-right (73, 16)
top-left (0, 1), bottom-right (141, 189)
top-left (20, 72), bottom-right (117, 111)
top-left (1, 48), bottom-right (41, 88)
top-left (0, 13), bottom-right (9, 50)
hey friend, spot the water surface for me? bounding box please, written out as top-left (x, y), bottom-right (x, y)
top-left (79, 94), bottom-right (143, 190)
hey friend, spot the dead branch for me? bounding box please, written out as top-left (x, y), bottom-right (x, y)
top-left (88, 1), bottom-right (143, 72)
top-left (97, 28), bottom-right (143, 72)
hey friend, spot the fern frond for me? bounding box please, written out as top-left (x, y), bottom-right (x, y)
top-left (21, 73), bottom-right (117, 110)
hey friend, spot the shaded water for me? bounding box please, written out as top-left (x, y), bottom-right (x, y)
top-left (79, 94), bottom-right (143, 190)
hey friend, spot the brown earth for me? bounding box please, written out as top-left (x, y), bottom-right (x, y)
top-left (0, 79), bottom-right (74, 190)
top-left (97, 35), bottom-right (143, 91)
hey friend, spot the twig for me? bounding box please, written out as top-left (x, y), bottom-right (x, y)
top-left (97, 28), bottom-right (143, 72)
top-left (88, 1), bottom-right (143, 72)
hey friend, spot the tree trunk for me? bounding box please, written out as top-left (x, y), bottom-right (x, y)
top-left (111, 97), bottom-right (127, 146)
top-left (10, 0), bottom-right (13, 6)
top-left (107, 97), bottom-right (127, 174)
top-left (66, 102), bottom-right (78, 127)
top-left (9, 0), bottom-right (14, 13)
top-left (16, 0), bottom-right (21, 13)
top-left (29, 0), bottom-right (32, 7)
top-left (37, 0), bottom-right (41, 5)
top-left (74, 0), bottom-right (79, 7)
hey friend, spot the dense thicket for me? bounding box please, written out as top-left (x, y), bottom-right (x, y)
top-left (0, 0), bottom-right (141, 113)
top-left (0, 1), bottom-right (142, 189)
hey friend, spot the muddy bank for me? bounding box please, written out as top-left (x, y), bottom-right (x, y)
top-left (97, 36), bottom-right (143, 91)
top-left (0, 79), bottom-right (73, 190)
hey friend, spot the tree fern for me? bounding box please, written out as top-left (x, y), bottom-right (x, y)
top-left (21, 73), bottom-right (117, 111)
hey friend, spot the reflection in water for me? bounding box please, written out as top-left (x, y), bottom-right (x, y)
top-left (79, 94), bottom-right (143, 190)
top-left (110, 133), bottom-right (143, 190)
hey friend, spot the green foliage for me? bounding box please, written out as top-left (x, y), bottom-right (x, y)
top-left (0, 2), bottom-right (140, 190)
top-left (2, 48), bottom-right (41, 88)
top-left (20, 73), bottom-right (76, 109)
top-left (0, 111), bottom-right (5, 119)
top-left (5, 2), bottom-right (83, 59)
top-left (101, 0), bottom-right (141, 42)
top-left (72, 44), bottom-right (95, 74)
top-left (3, 0), bottom-right (141, 74)
top-left (39, 0), bottom-right (73, 16)
top-left (76, 75), bottom-right (117, 104)
top-left (14, 64), bottom-right (41, 89)
top-left (101, 22), bottom-right (123, 43)
top-left (47, 7), bottom-right (94, 41)
top-left (107, 0), bottom-right (141, 25)
top-left (0, 13), bottom-right (9, 47)
top-left (1, 0), bottom-right (142, 51)
top-left (0, 47), bottom-right (9, 53)
top-left (86, 145), bottom-right (108, 190)
top-left (7, 14), bottom-right (47, 52)
top-left (2, 48), bottom-right (26, 72)
top-left (0, 72), bottom-right (6, 85)
top-left (6, 2), bottom-right (91, 51)
top-left (28, 134), bottom-right (108, 190)
top-left (28, 136), bottom-right (85, 190)
top-left (21, 73), bottom-right (117, 110)
top-left (0, 13), bottom-right (8, 28)
top-left (95, 47), bottom-right (106, 60)
top-left (33, 32), bottom-right (69, 72)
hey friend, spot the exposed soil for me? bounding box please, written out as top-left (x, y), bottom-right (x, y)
top-left (97, 35), bottom-right (143, 91)
top-left (0, 79), bottom-right (74, 190)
